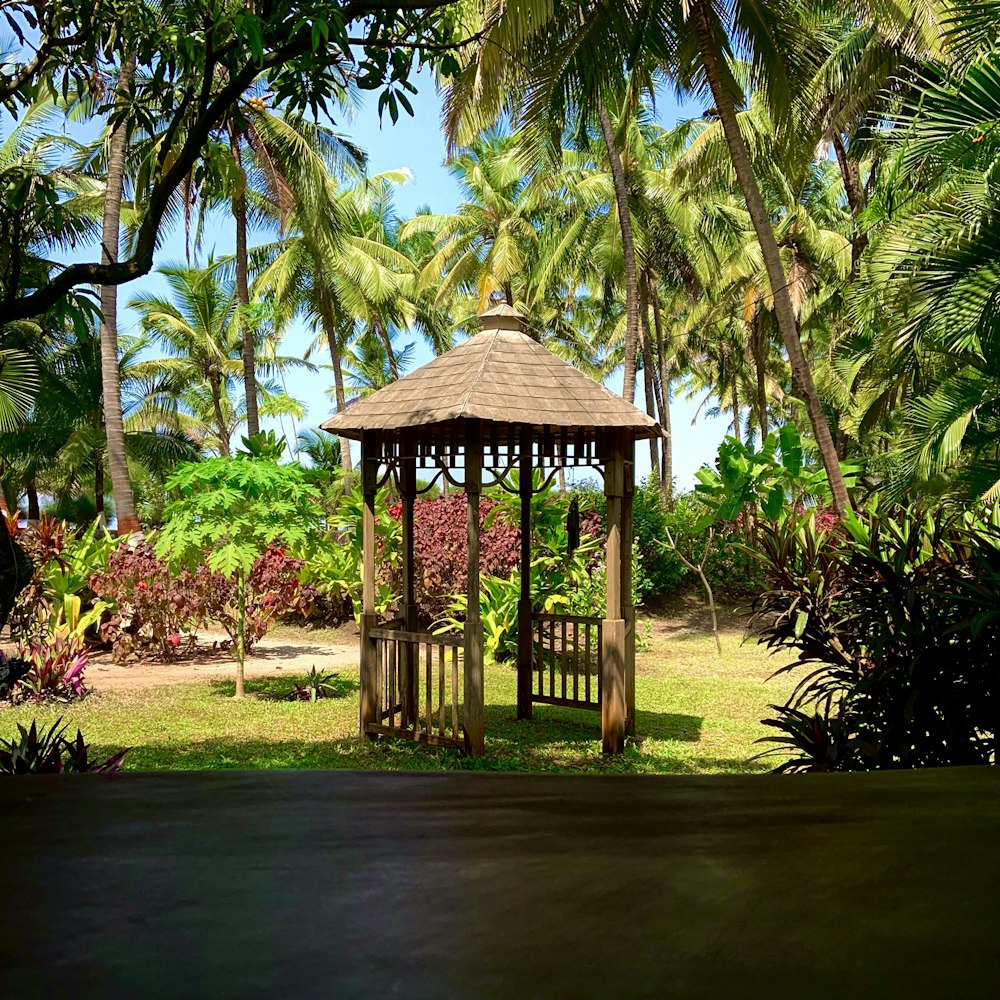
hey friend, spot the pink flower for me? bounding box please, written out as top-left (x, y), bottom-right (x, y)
top-left (166, 633), bottom-right (181, 647)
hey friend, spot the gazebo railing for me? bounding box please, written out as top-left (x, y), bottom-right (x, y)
top-left (366, 626), bottom-right (465, 750)
top-left (531, 613), bottom-right (602, 711)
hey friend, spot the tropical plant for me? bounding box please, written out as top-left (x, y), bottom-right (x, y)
top-left (287, 666), bottom-right (344, 702)
top-left (854, 47), bottom-right (1000, 502)
top-left (694, 424), bottom-right (859, 528)
top-left (0, 718), bottom-right (128, 774)
top-left (750, 502), bottom-right (998, 770)
top-left (13, 634), bottom-right (88, 703)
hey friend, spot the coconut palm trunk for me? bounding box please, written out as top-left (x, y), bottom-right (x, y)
top-left (316, 285), bottom-right (353, 475)
top-left (638, 280), bottom-right (660, 480)
top-left (691, 0), bottom-right (849, 516)
top-left (211, 379), bottom-right (231, 458)
top-left (751, 312), bottom-right (768, 442)
top-left (100, 55), bottom-right (139, 535)
top-left (595, 97), bottom-right (639, 405)
top-left (650, 282), bottom-right (673, 499)
top-left (230, 125), bottom-right (259, 438)
top-left (831, 132), bottom-right (866, 276)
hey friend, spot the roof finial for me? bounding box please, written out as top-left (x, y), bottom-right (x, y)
top-left (479, 302), bottom-right (526, 333)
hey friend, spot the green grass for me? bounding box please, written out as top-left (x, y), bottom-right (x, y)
top-left (0, 625), bottom-right (795, 774)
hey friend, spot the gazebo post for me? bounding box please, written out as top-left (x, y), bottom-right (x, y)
top-left (464, 419), bottom-right (485, 755)
top-left (623, 452), bottom-right (636, 736)
top-left (359, 431), bottom-right (379, 741)
top-left (516, 427), bottom-right (534, 720)
top-left (400, 435), bottom-right (418, 727)
top-left (601, 431), bottom-right (627, 755)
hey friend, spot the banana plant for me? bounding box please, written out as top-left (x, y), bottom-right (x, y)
top-left (694, 423), bottom-right (860, 529)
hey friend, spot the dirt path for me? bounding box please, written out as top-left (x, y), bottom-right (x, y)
top-left (84, 625), bottom-right (361, 692)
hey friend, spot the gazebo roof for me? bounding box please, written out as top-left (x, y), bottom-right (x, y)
top-left (321, 307), bottom-right (661, 441)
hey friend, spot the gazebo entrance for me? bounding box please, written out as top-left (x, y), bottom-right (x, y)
top-left (321, 306), bottom-right (660, 755)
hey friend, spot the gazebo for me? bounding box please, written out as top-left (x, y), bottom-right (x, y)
top-left (321, 305), bottom-right (661, 755)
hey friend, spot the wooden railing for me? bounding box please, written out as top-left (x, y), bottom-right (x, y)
top-left (532, 613), bottom-right (602, 711)
top-left (366, 627), bottom-right (464, 750)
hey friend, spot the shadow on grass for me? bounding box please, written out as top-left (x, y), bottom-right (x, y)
top-left (117, 702), bottom-right (724, 775)
top-left (116, 732), bottom-right (768, 775)
top-left (207, 673), bottom-right (359, 701)
top-left (246, 644), bottom-right (342, 661)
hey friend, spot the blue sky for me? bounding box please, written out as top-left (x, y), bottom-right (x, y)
top-left (107, 73), bottom-right (728, 489)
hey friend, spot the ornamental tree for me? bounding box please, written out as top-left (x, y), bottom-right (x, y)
top-left (156, 455), bottom-right (322, 697)
top-left (1, 0), bottom-right (479, 321)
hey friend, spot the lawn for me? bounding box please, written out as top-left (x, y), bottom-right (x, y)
top-left (1, 616), bottom-right (796, 774)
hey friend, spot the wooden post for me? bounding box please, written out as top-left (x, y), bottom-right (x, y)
top-left (516, 427), bottom-right (533, 720)
top-left (623, 445), bottom-right (636, 737)
top-left (400, 439), bottom-right (418, 727)
top-left (463, 419), bottom-right (485, 756)
top-left (601, 432), bottom-right (626, 755)
top-left (359, 431), bottom-right (379, 740)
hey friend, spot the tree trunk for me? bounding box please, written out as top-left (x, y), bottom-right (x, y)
top-left (100, 55), bottom-right (140, 536)
top-left (94, 453), bottom-right (105, 518)
top-left (317, 287), bottom-right (353, 475)
top-left (211, 379), bottom-right (231, 457)
top-left (596, 96), bottom-right (639, 405)
top-left (230, 125), bottom-right (259, 438)
top-left (751, 311), bottom-right (768, 444)
top-left (831, 131), bottom-right (866, 276)
top-left (692, 1), bottom-right (849, 516)
top-left (651, 283), bottom-right (672, 500)
top-left (733, 379), bottom-right (742, 446)
top-left (638, 279), bottom-right (659, 481)
top-left (26, 483), bottom-right (39, 521)
top-left (374, 319), bottom-right (399, 380)
top-left (234, 570), bottom-right (246, 699)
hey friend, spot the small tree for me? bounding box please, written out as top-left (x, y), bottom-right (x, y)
top-left (156, 455), bottom-right (322, 697)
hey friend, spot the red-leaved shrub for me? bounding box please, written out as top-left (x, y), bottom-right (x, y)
top-left (91, 544), bottom-right (309, 661)
top-left (388, 495), bottom-right (520, 616)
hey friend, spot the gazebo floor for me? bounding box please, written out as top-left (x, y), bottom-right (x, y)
top-left (3, 767), bottom-right (997, 999)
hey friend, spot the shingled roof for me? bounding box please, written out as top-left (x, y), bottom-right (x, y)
top-left (320, 306), bottom-right (661, 441)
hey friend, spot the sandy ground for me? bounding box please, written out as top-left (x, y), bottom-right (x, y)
top-left (76, 624), bottom-right (362, 692)
top-left (7, 586), bottom-right (758, 693)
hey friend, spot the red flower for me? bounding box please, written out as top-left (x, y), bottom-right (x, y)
top-left (166, 633), bottom-right (181, 647)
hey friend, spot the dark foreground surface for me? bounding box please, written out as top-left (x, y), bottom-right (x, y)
top-left (2, 767), bottom-right (997, 999)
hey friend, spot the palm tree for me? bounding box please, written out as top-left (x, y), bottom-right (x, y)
top-left (255, 169), bottom-right (423, 472)
top-left (99, 56), bottom-right (141, 534)
top-left (129, 262), bottom-right (305, 457)
top-left (206, 97), bottom-right (363, 438)
top-left (853, 43), bottom-right (1000, 500)
top-left (445, 0), bottom-right (861, 514)
top-left (400, 134), bottom-right (538, 310)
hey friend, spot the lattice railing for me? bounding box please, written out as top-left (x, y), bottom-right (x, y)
top-left (532, 613), bottom-right (602, 711)
top-left (366, 627), bottom-right (465, 749)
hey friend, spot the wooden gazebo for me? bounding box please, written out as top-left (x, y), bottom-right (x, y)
top-left (321, 305), bottom-right (661, 755)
